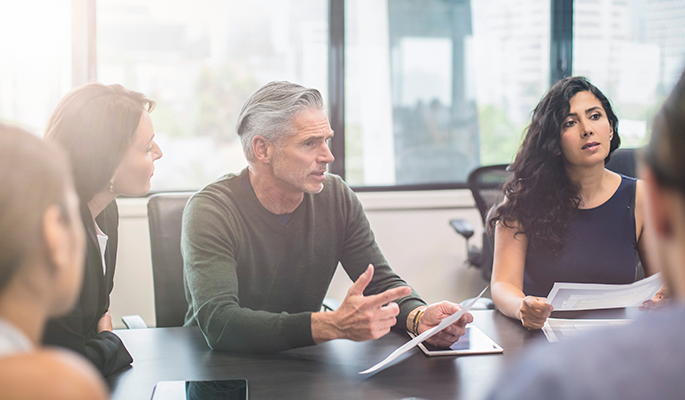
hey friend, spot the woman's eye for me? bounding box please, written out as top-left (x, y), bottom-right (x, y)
top-left (590, 113), bottom-right (601, 120)
top-left (564, 120), bottom-right (575, 127)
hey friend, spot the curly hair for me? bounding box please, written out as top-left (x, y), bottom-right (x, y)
top-left (487, 76), bottom-right (621, 254)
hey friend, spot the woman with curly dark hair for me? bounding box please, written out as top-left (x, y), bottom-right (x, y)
top-left (488, 76), bottom-right (654, 329)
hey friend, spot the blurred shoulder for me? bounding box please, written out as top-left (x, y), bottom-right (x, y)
top-left (0, 349), bottom-right (109, 400)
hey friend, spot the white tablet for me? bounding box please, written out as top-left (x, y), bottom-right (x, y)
top-left (409, 325), bottom-right (503, 356)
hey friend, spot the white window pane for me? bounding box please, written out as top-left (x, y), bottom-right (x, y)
top-left (573, 0), bottom-right (685, 148)
top-left (345, 0), bottom-right (550, 186)
top-left (0, 1), bottom-right (72, 133)
top-left (97, 0), bottom-right (328, 191)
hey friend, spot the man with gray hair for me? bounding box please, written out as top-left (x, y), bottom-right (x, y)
top-left (182, 81), bottom-right (472, 353)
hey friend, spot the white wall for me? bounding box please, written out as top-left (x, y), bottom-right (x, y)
top-left (110, 189), bottom-right (488, 328)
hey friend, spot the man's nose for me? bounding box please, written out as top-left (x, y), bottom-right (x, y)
top-left (319, 142), bottom-right (335, 164)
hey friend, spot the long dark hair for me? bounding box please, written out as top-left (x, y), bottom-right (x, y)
top-left (487, 76), bottom-right (621, 254)
top-left (45, 83), bottom-right (155, 203)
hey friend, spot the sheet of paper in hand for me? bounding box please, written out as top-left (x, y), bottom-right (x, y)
top-left (545, 273), bottom-right (662, 311)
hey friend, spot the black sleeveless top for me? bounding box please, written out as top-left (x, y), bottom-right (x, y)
top-left (523, 175), bottom-right (638, 297)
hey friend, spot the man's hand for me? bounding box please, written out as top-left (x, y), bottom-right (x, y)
top-left (640, 285), bottom-right (670, 311)
top-left (311, 264), bottom-right (411, 343)
top-left (518, 296), bottom-right (553, 329)
top-left (97, 311), bottom-right (113, 333)
top-left (413, 302), bottom-right (473, 348)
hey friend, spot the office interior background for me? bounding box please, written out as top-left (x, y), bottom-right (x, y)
top-left (1, 0), bottom-right (684, 328)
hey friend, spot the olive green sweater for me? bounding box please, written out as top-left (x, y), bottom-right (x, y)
top-left (182, 168), bottom-right (425, 353)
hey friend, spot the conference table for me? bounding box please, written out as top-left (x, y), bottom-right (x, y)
top-left (107, 309), bottom-right (638, 400)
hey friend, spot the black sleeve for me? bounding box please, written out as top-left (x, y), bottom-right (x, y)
top-left (43, 310), bottom-right (133, 376)
top-left (85, 331), bottom-right (133, 375)
top-left (42, 201), bottom-right (132, 376)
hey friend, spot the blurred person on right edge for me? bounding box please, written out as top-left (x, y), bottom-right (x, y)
top-left (487, 76), bottom-right (664, 330)
top-left (486, 70), bottom-right (685, 400)
top-left (0, 122), bottom-right (108, 400)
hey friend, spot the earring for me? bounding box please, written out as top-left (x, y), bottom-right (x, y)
top-left (109, 180), bottom-right (115, 193)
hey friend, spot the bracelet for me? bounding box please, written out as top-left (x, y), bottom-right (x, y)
top-left (412, 309), bottom-right (425, 335)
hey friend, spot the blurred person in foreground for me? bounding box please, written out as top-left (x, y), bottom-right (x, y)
top-left (486, 70), bottom-right (685, 400)
top-left (0, 122), bottom-right (108, 399)
top-left (182, 81), bottom-right (473, 353)
top-left (43, 83), bottom-right (163, 375)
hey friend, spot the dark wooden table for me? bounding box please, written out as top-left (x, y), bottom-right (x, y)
top-left (107, 310), bottom-right (548, 400)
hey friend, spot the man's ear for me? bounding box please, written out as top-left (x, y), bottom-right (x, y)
top-left (643, 167), bottom-right (675, 238)
top-left (252, 135), bottom-right (272, 164)
top-left (42, 205), bottom-right (69, 275)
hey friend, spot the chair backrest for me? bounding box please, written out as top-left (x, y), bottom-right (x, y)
top-left (147, 192), bottom-right (193, 327)
top-left (467, 164), bottom-right (512, 225)
top-left (605, 147), bottom-right (638, 178)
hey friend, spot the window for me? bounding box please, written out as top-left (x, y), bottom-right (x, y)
top-left (0, 1), bottom-right (72, 134)
top-left (344, 0), bottom-right (551, 187)
top-left (573, 0), bottom-right (685, 148)
top-left (6, 1), bottom-right (685, 191)
top-left (97, 0), bottom-right (328, 191)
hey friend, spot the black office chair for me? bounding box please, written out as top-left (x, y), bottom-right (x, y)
top-left (450, 164), bottom-right (511, 282)
top-left (606, 147), bottom-right (646, 280)
top-left (449, 164), bottom-right (511, 310)
top-left (606, 147), bottom-right (638, 179)
top-left (147, 192), bottom-right (194, 328)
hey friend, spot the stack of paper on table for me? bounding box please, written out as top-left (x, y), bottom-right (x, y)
top-left (542, 318), bottom-right (633, 342)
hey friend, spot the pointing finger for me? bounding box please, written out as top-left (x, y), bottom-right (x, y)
top-left (366, 286), bottom-right (412, 307)
top-left (348, 264), bottom-right (374, 296)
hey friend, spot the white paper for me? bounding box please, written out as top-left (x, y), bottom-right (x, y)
top-left (542, 318), bottom-right (633, 342)
top-left (359, 286), bottom-right (487, 375)
top-left (545, 273), bottom-right (663, 311)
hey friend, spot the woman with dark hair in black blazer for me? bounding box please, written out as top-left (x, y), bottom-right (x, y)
top-left (43, 83), bottom-right (163, 376)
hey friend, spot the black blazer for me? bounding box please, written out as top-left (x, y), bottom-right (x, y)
top-left (43, 201), bottom-right (132, 376)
